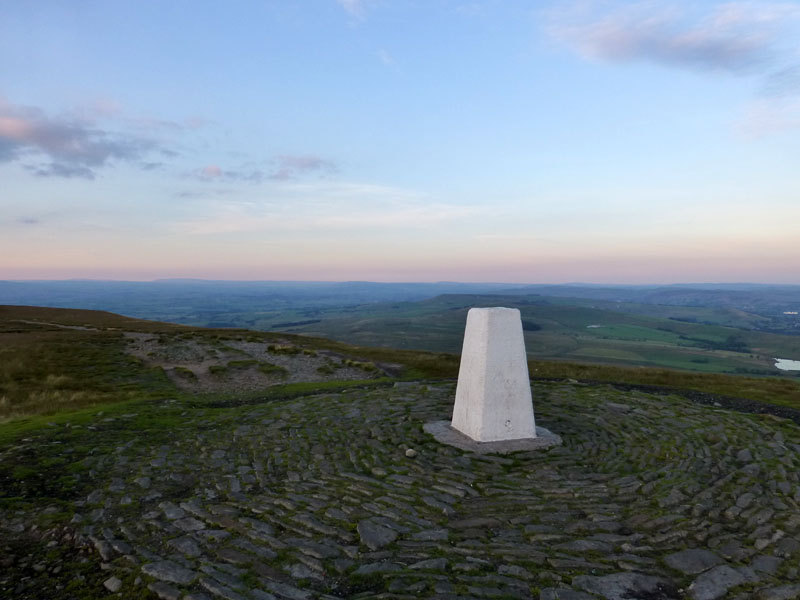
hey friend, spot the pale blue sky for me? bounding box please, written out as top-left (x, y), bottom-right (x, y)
top-left (2, 0), bottom-right (799, 282)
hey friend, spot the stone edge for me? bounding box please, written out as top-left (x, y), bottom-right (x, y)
top-left (423, 420), bottom-right (562, 454)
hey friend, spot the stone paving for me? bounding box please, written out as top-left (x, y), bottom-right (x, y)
top-left (9, 380), bottom-right (800, 599)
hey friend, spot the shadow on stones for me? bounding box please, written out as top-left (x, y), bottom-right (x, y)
top-left (622, 583), bottom-right (682, 600)
top-left (332, 572), bottom-right (388, 597)
top-left (0, 528), bottom-right (138, 600)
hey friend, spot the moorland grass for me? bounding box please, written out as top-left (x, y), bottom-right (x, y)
top-left (3, 304), bottom-right (800, 436)
top-left (529, 359), bottom-right (800, 409)
top-left (0, 328), bottom-right (174, 422)
top-left (0, 305), bottom-right (456, 424)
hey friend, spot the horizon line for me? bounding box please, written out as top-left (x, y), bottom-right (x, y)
top-left (3, 279), bottom-right (800, 287)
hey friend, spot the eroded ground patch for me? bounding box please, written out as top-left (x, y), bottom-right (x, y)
top-left (124, 332), bottom-right (386, 394)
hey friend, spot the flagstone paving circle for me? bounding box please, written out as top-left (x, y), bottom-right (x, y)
top-left (5, 380), bottom-right (800, 599)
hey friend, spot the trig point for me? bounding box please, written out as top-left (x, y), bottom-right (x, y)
top-left (423, 306), bottom-right (561, 453)
top-left (452, 307), bottom-right (536, 441)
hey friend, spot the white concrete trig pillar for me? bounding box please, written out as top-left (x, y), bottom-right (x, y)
top-left (451, 307), bottom-right (536, 442)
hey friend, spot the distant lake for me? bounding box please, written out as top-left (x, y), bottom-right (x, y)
top-left (774, 358), bottom-right (800, 371)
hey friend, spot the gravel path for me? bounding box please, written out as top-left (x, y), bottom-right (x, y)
top-left (4, 380), bottom-right (800, 599)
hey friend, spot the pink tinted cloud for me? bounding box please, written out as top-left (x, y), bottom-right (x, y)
top-left (0, 115), bottom-right (35, 139)
top-left (184, 116), bottom-right (210, 129)
top-left (189, 164), bottom-right (265, 182)
top-left (201, 165), bottom-right (223, 177)
top-left (269, 154), bottom-right (337, 180)
top-left (0, 96), bottom-right (164, 178)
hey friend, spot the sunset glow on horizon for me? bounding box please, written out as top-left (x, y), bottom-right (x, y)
top-left (2, 1), bottom-right (800, 284)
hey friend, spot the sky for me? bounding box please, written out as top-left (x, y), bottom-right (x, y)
top-left (2, 0), bottom-right (800, 284)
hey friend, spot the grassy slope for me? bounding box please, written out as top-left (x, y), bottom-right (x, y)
top-left (0, 305), bottom-right (458, 427)
top-left (0, 306), bottom-right (182, 422)
top-left (528, 360), bottom-right (800, 410)
top-left (2, 303), bottom-right (800, 422)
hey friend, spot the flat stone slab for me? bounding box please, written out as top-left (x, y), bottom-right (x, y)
top-left (357, 519), bottom-right (398, 550)
top-left (664, 548), bottom-right (724, 575)
top-left (423, 420), bottom-right (561, 454)
top-left (689, 565), bottom-right (747, 600)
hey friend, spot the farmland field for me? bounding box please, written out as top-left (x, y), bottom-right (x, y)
top-left (263, 294), bottom-right (800, 377)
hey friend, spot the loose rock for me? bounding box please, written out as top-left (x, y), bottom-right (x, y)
top-left (103, 576), bottom-right (122, 592)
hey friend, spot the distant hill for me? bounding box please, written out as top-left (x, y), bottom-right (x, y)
top-left (0, 279), bottom-right (525, 323)
top-left (2, 280), bottom-right (799, 346)
top-left (496, 283), bottom-right (800, 322)
top-left (263, 292), bottom-right (800, 377)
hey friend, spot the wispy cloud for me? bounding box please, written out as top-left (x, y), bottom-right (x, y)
top-left (24, 163), bottom-right (96, 179)
top-left (269, 155), bottom-right (337, 180)
top-left (546, 2), bottom-right (800, 134)
top-left (761, 64), bottom-right (800, 97)
top-left (546, 2), bottom-right (800, 73)
top-left (739, 96), bottom-right (800, 136)
top-left (313, 202), bottom-right (482, 229)
top-left (174, 188), bottom-right (233, 200)
top-left (337, 0), bottom-right (367, 20)
top-left (378, 49), bottom-right (395, 66)
top-left (187, 155), bottom-right (337, 183)
top-left (189, 164), bottom-right (265, 182)
top-left (742, 47), bottom-right (800, 135)
top-left (173, 181), bottom-right (485, 235)
top-left (62, 99), bottom-right (208, 134)
top-left (0, 96), bottom-right (171, 179)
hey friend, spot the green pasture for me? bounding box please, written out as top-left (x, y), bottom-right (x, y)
top-left (270, 293), bottom-right (800, 377)
top-left (579, 324), bottom-right (683, 344)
